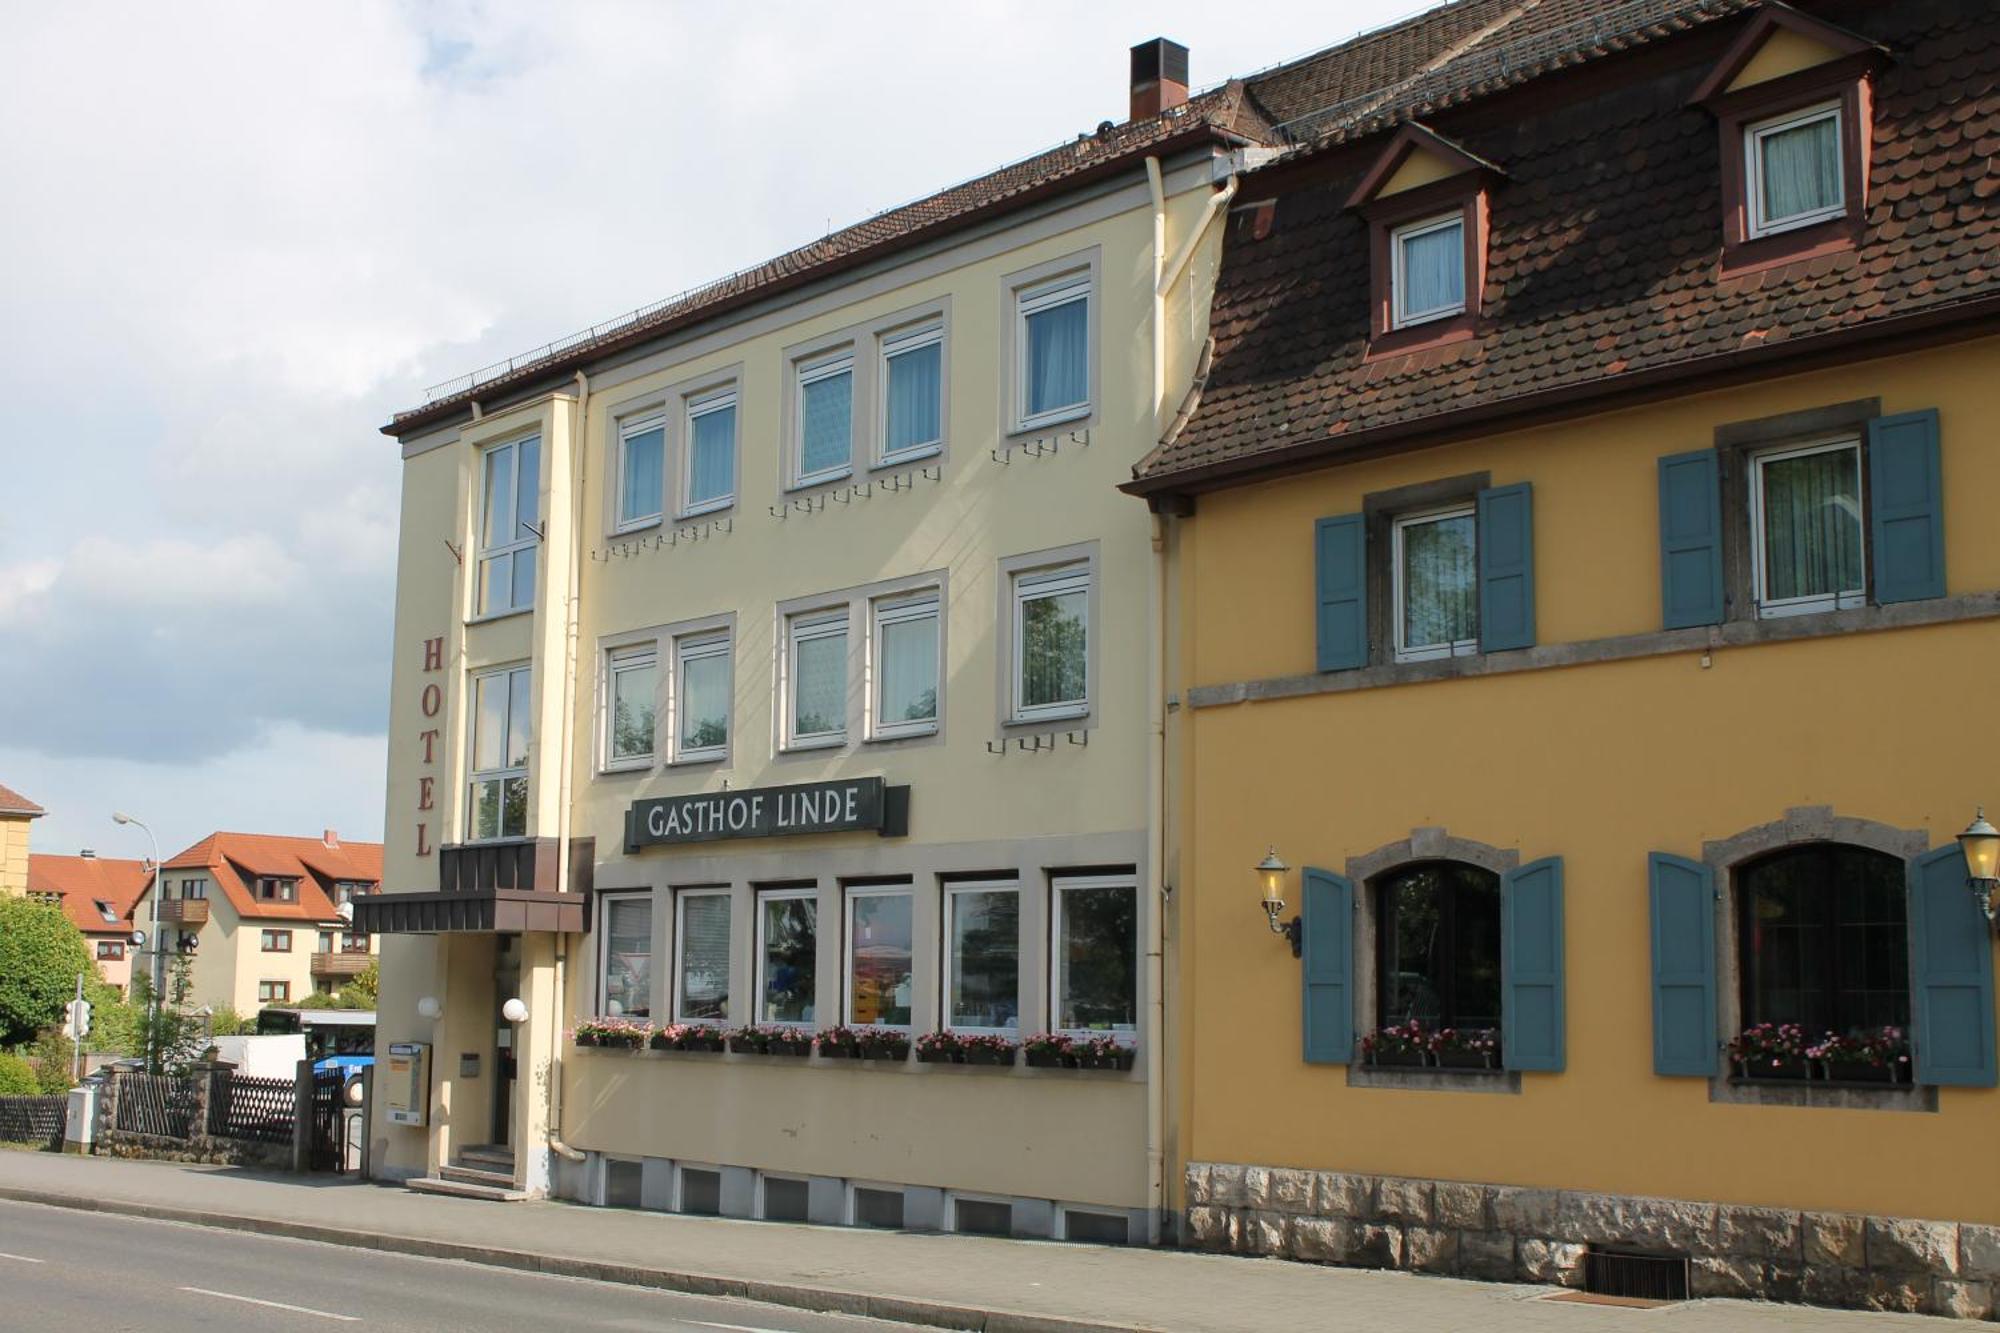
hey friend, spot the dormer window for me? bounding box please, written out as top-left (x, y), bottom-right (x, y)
top-left (1746, 101), bottom-right (1844, 237)
top-left (1389, 213), bottom-right (1467, 328)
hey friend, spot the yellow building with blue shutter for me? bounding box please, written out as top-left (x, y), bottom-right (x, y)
top-left (1128, 0), bottom-right (2000, 1317)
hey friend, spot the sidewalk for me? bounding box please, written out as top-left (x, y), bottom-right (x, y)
top-left (0, 1151), bottom-right (1952, 1332)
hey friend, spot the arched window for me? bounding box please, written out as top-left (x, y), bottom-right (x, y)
top-left (1738, 843), bottom-right (1908, 1034)
top-left (1376, 862), bottom-right (1502, 1037)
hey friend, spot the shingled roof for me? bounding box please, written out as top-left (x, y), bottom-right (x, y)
top-left (1132, 0), bottom-right (2000, 493)
top-left (161, 831), bottom-right (382, 925)
top-left (0, 782), bottom-right (45, 818)
top-left (27, 854), bottom-right (150, 937)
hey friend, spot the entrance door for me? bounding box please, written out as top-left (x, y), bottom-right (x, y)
top-left (493, 934), bottom-right (520, 1148)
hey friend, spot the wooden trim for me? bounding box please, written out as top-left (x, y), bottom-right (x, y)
top-left (1688, 5), bottom-right (1883, 107)
top-left (1360, 179), bottom-right (1492, 355)
top-left (1712, 64), bottom-right (1875, 275)
top-left (1342, 122), bottom-right (1503, 212)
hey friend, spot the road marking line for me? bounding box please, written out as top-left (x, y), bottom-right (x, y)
top-left (179, 1288), bottom-right (361, 1322)
top-left (0, 1252), bottom-right (44, 1264)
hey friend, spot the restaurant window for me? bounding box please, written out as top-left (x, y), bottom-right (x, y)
top-left (944, 880), bottom-right (1018, 1034)
top-left (673, 889), bottom-right (731, 1024)
top-left (756, 886), bottom-right (817, 1024)
top-left (844, 883), bottom-right (913, 1029)
top-left (1738, 844), bottom-right (1908, 1035)
top-left (469, 663), bottom-right (532, 839)
top-left (1051, 875), bottom-right (1136, 1035)
top-left (600, 893), bottom-right (652, 1019)
top-left (477, 435), bottom-right (540, 617)
top-left (1375, 862), bottom-right (1502, 1040)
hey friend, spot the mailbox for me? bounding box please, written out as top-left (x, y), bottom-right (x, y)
top-left (383, 1042), bottom-right (431, 1127)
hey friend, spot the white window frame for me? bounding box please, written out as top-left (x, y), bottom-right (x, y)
top-left (468, 663), bottom-right (532, 840)
top-left (941, 879), bottom-right (1019, 1037)
top-left (671, 632), bottom-right (731, 765)
top-left (672, 887), bottom-right (732, 1025)
top-left (1389, 212), bottom-right (1467, 329)
top-left (681, 386), bottom-right (738, 517)
top-left (475, 434), bottom-right (540, 618)
top-left (602, 644), bottom-right (658, 771)
top-left (868, 590), bottom-right (940, 741)
top-left (842, 883), bottom-right (914, 1031)
top-left (1009, 562), bottom-right (1091, 724)
top-left (1013, 272), bottom-right (1093, 433)
top-left (782, 608), bottom-right (850, 751)
top-left (613, 411), bottom-right (666, 534)
top-left (1049, 873), bottom-right (1139, 1040)
top-left (1748, 434), bottom-right (1867, 619)
top-left (794, 350), bottom-right (856, 488)
top-left (1746, 101), bottom-right (1845, 239)
top-left (754, 886), bottom-right (819, 1026)
top-left (597, 890), bottom-right (653, 1019)
top-left (877, 321), bottom-right (945, 466)
top-left (1391, 503), bottom-right (1480, 664)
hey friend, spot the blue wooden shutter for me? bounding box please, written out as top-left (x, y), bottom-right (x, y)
top-left (1477, 483), bottom-right (1535, 652)
top-left (1314, 515), bottom-right (1367, 671)
top-left (1501, 857), bottom-right (1565, 1071)
top-left (1910, 844), bottom-right (1996, 1087)
top-left (1657, 449), bottom-right (1725, 628)
top-left (1649, 853), bottom-right (1718, 1076)
top-left (1868, 409), bottom-right (1945, 604)
top-left (1301, 867), bottom-right (1354, 1064)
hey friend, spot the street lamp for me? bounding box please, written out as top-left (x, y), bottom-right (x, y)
top-left (112, 811), bottom-right (164, 1068)
top-left (1958, 808), bottom-right (2000, 926)
top-left (1255, 847), bottom-right (1302, 957)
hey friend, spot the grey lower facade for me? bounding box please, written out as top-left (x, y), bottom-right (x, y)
top-left (1185, 1160), bottom-right (2000, 1320)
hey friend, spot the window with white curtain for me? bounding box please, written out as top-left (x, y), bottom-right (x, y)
top-left (844, 884), bottom-right (913, 1028)
top-left (605, 645), bottom-right (657, 767)
top-left (674, 889), bottom-right (730, 1023)
top-left (615, 414), bottom-right (665, 531)
top-left (600, 893), bottom-right (652, 1018)
top-left (1747, 102), bottom-right (1844, 237)
top-left (1391, 213), bottom-right (1466, 328)
top-left (477, 436), bottom-right (540, 616)
top-left (945, 880), bottom-right (1018, 1034)
top-left (796, 352), bottom-right (854, 485)
top-left (785, 609), bottom-right (848, 747)
top-left (1016, 274), bottom-right (1090, 430)
top-left (468, 664), bottom-right (531, 840)
top-left (880, 324), bottom-right (943, 463)
top-left (1011, 563), bottom-right (1089, 722)
top-left (1392, 505), bottom-right (1478, 662)
top-left (1750, 436), bottom-right (1865, 617)
top-left (684, 389), bottom-right (736, 515)
top-left (870, 592), bottom-right (939, 739)
top-left (674, 633), bottom-right (730, 762)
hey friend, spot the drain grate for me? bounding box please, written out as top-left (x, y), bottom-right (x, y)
top-left (1584, 1247), bottom-right (1689, 1302)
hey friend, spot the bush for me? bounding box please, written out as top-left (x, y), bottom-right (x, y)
top-left (0, 1053), bottom-right (39, 1097)
top-left (0, 898), bottom-right (95, 1047)
top-left (28, 1030), bottom-right (74, 1093)
top-left (207, 1005), bottom-right (254, 1037)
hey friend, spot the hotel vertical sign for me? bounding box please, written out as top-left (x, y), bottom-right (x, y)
top-left (627, 778), bottom-right (909, 850)
top-left (415, 635), bottom-right (442, 857)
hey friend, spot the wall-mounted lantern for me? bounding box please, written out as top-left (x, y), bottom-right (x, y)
top-left (1256, 847), bottom-right (1303, 958)
top-left (501, 998), bottom-right (529, 1024)
top-left (1958, 808), bottom-right (2000, 927)
top-left (416, 995), bottom-right (444, 1021)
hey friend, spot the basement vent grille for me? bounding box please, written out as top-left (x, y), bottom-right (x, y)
top-left (1584, 1247), bottom-right (1690, 1302)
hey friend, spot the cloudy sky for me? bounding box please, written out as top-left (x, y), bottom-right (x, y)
top-left (0, 0), bottom-right (1414, 864)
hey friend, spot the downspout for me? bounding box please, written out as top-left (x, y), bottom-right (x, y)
top-left (547, 370), bottom-right (590, 1167)
top-left (1142, 156), bottom-right (1236, 1244)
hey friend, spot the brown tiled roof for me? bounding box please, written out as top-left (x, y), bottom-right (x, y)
top-left (27, 855), bottom-right (149, 936)
top-left (0, 782), bottom-right (45, 817)
top-left (161, 831), bottom-right (382, 925)
top-left (1134, 0), bottom-right (2000, 491)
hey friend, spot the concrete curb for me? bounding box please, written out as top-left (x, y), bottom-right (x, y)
top-left (0, 1185), bottom-right (1151, 1333)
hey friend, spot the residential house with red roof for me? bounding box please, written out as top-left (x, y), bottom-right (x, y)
top-left (134, 830), bottom-right (382, 1016)
top-left (25, 852), bottom-right (151, 994)
top-left (0, 781), bottom-right (46, 897)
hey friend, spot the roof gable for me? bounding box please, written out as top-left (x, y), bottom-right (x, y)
top-left (1690, 2), bottom-right (1883, 103)
top-left (0, 782), bottom-right (45, 818)
top-left (1344, 122), bottom-right (1502, 211)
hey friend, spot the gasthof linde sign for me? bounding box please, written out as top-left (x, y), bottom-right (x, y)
top-left (626, 777), bottom-right (910, 850)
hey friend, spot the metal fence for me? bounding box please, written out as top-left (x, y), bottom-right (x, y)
top-left (207, 1074), bottom-right (297, 1146)
top-left (115, 1073), bottom-right (199, 1139)
top-left (0, 1095), bottom-right (67, 1149)
top-left (309, 1070), bottom-right (345, 1171)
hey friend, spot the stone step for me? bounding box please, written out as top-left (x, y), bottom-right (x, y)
top-left (457, 1145), bottom-right (516, 1171)
top-left (406, 1175), bottom-right (530, 1203)
top-left (438, 1163), bottom-right (517, 1189)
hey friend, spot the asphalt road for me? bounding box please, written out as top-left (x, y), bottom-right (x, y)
top-left (0, 1198), bottom-right (924, 1332)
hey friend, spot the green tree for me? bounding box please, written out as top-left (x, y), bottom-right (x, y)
top-left (0, 897), bottom-right (94, 1047)
top-left (206, 1005), bottom-right (254, 1036)
top-left (344, 958), bottom-right (378, 1007)
top-left (0, 1053), bottom-right (38, 1096)
top-left (27, 1029), bottom-right (75, 1093)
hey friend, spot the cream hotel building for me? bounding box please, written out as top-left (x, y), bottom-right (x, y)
top-left (362, 42), bottom-right (1257, 1239)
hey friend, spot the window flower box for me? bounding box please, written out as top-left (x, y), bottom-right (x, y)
top-left (573, 1018), bottom-right (652, 1050)
top-left (649, 1023), bottom-right (726, 1053)
top-left (1431, 1027), bottom-right (1500, 1070)
top-left (1729, 1022), bottom-right (1810, 1080)
top-left (1363, 1020), bottom-right (1435, 1068)
top-left (1023, 1035), bottom-right (1070, 1069)
top-left (727, 1025), bottom-right (812, 1057)
top-left (815, 1026), bottom-right (910, 1062)
top-left (1808, 1027), bottom-right (1911, 1084)
top-left (1021, 1033), bottom-right (1133, 1070)
top-left (913, 1031), bottom-right (1019, 1066)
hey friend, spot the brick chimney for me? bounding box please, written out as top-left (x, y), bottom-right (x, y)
top-left (78, 848), bottom-right (95, 859)
top-left (323, 828), bottom-right (340, 849)
top-left (1130, 38), bottom-right (1189, 120)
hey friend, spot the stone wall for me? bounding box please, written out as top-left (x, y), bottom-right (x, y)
top-left (1184, 1161), bottom-right (1998, 1320)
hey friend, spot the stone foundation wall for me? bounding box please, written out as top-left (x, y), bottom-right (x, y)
top-left (1184, 1161), bottom-right (1998, 1320)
